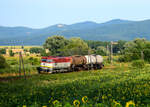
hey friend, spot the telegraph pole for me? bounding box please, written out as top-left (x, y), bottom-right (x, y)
top-left (110, 41), bottom-right (113, 64)
top-left (106, 44), bottom-right (109, 61)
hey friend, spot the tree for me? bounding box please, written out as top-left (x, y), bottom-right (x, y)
top-left (0, 55), bottom-right (8, 69)
top-left (21, 46), bottom-right (24, 49)
top-left (60, 37), bottom-right (89, 56)
top-left (29, 47), bottom-right (44, 54)
top-left (113, 40), bottom-right (126, 54)
top-left (0, 48), bottom-right (6, 54)
top-left (9, 50), bottom-right (15, 57)
top-left (43, 35), bottom-right (69, 56)
top-left (95, 46), bottom-right (107, 56)
top-left (40, 49), bottom-right (51, 56)
top-left (85, 40), bottom-right (126, 54)
top-left (24, 48), bottom-right (28, 52)
top-left (85, 40), bottom-right (108, 49)
top-left (119, 38), bottom-right (150, 62)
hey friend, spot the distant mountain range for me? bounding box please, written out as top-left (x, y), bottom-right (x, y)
top-left (0, 19), bottom-right (150, 45)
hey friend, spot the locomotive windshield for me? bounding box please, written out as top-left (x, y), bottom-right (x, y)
top-left (41, 59), bottom-right (47, 62)
top-left (47, 59), bottom-right (53, 63)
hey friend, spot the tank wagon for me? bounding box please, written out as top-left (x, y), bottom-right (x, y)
top-left (37, 55), bottom-right (104, 73)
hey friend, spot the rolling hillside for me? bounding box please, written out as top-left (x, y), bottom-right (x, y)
top-left (0, 19), bottom-right (150, 45)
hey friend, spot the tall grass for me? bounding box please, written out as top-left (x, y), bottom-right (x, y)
top-left (0, 56), bottom-right (40, 75)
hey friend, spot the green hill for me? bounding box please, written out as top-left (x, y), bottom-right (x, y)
top-left (0, 19), bottom-right (150, 45)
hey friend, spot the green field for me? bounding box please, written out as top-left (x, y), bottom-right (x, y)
top-left (0, 46), bottom-right (42, 49)
top-left (0, 62), bottom-right (150, 107)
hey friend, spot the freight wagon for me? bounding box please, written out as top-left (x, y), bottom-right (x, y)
top-left (37, 55), bottom-right (104, 73)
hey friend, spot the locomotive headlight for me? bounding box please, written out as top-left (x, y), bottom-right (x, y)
top-left (46, 63), bottom-right (53, 68)
top-left (41, 63), bottom-right (46, 67)
top-left (40, 63), bottom-right (53, 68)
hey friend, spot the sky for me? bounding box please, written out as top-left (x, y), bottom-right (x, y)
top-left (0, 0), bottom-right (150, 28)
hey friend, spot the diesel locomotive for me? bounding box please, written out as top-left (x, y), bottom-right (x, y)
top-left (37, 55), bottom-right (104, 73)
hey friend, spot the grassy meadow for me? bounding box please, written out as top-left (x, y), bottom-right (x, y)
top-left (0, 59), bottom-right (150, 107)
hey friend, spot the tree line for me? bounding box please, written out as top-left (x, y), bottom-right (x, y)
top-left (0, 36), bottom-right (127, 57)
top-left (42, 35), bottom-right (126, 56)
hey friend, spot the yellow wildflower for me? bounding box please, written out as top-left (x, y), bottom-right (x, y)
top-left (48, 97), bottom-right (53, 103)
top-left (52, 100), bottom-right (59, 105)
top-left (82, 96), bottom-right (88, 103)
top-left (22, 105), bottom-right (26, 107)
top-left (73, 100), bottom-right (80, 107)
top-left (125, 101), bottom-right (135, 107)
top-left (108, 94), bottom-right (112, 97)
top-left (113, 100), bottom-right (122, 107)
top-left (102, 95), bottom-right (105, 99)
top-left (115, 102), bottom-right (121, 107)
top-left (102, 95), bottom-right (107, 100)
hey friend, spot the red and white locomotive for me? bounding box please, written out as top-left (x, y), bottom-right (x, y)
top-left (37, 55), bottom-right (104, 73)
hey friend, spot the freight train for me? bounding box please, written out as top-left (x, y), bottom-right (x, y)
top-left (37, 55), bottom-right (104, 73)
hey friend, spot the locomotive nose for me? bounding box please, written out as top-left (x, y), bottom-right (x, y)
top-left (41, 62), bottom-right (45, 66)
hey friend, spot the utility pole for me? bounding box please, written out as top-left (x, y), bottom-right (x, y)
top-left (141, 51), bottom-right (144, 60)
top-left (19, 52), bottom-right (26, 79)
top-left (106, 44), bottom-right (109, 61)
top-left (110, 41), bottom-right (113, 64)
top-left (19, 53), bottom-right (21, 76)
top-left (88, 48), bottom-right (90, 71)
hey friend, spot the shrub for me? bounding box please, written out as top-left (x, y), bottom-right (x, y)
top-left (9, 50), bottom-right (15, 56)
top-left (24, 49), bottom-right (28, 52)
top-left (118, 55), bottom-right (132, 62)
top-left (28, 57), bottom-right (40, 65)
top-left (7, 59), bottom-right (18, 65)
top-left (26, 54), bottom-right (29, 56)
top-left (0, 48), bottom-right (6, 54)
top-left (0, 55), bottom-right (8, 69)
top-left (131, 60), bottom-right (145, 69)
top-left (118, 56), bottom-right (126, 62)
top-left (143, 49), bottom-right (150, 63)
top-left (29, 47), bottom-right (44, 54)
top-left (40, 49), bottom-right (49, 56)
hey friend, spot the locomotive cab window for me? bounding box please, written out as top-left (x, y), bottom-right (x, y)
top-left (41, 59), bottom-right (47, 62)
